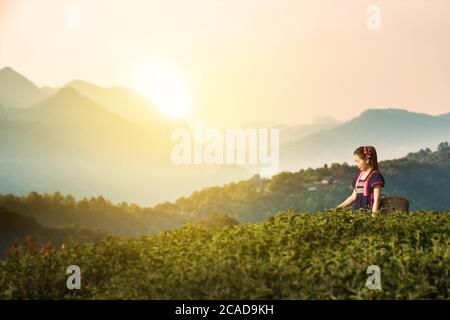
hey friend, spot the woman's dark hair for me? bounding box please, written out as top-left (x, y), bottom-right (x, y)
top-left (354, 146), bottom-right (379, 171)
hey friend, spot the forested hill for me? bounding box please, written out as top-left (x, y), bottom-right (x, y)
top-left (154, 141), bottom-right (450, 223)
top-left (0, 207), bottom-right (105, 258)
top-left (0, 142), bottom-right (449, 236)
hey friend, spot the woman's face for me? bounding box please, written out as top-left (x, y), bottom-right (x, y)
top-left (354, 154), bottom-right (370, 171)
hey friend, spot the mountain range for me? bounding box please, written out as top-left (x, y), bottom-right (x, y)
top-left (0, 66), bottom-right (449, 204)
top-left (280, 108), bottom-right (450, 171)
top-left (0, 67), bottom-right (49, 109)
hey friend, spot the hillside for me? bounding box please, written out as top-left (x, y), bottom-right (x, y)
top-left (0, 208), bottom-right (448, 299)
top-left (0, 85), bottom-right (250, 205)
top-left (0, 207), bottom-right (105, 259)
top-left (63, 80), bottom-right (169, 125)
top-left (0, 192), bottom-right (189, 236)
top-left (147, 142), bottom-right (450, 223)
top-left (0, 87), bottom-right (172, 160)
top-left (0, 67), bottom-right (49, 108)
top-left (280, 108), bottom-right (450, 171)
top-left (242, 117), bottom-right (342, 144)
top-left (0, 142), bottom-right (448, 235)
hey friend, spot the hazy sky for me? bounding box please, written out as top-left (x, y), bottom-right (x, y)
top-left (1, 0), bottom-right (449, 127)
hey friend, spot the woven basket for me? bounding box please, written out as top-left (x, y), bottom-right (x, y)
top-left (380, 195), bottom-right (410, 214)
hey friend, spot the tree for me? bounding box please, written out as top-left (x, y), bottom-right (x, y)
top-left (437, 142), bottom-right (449, 152)
top-left (197, 211), bottom-right (239, 228)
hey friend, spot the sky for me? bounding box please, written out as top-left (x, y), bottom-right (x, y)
top-left (0, 0), bottom-right (449, 127)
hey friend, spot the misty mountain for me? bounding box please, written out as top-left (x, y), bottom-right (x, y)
top-left (241, 116), bottom-right (342, 144)
top-left (0, 69), bottom-right (252, 205)
top-left (2, 67), bottom-right (449, 206)
top-left (280, 108), bottom-right (450, 171)
top-left (0, 86), bottom-right (171, 163)
top-left (438, 112), bottom-right (450, 119)
top-left (63, 80), bottom-right (172, 124)
top-left (6, 86), bottom-right (127, 124)
top-left (276, 118), bottom-right (342, 144)
top-left (0, 67), bottom-right (50, 108)
top-left (0, 66), bottom-right (179, 126)
top-left (311, 116), bottom-right (342, 126)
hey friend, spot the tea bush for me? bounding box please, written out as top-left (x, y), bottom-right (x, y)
top-left (0, 208), bottom-right (448, 299)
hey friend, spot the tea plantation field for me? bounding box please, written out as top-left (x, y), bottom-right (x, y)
top-left (0, 208), bottom-right (448, 299)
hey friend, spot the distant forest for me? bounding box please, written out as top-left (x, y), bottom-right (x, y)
top-left (0, 142), bottom-right (449, 240)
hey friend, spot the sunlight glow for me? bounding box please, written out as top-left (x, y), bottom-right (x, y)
top-left (132, 57), bottom-right (191, 118)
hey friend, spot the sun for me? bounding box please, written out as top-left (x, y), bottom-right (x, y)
top-left (132, 57), bottom-right (191, 118)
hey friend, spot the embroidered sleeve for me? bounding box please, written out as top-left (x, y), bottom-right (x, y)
top-left (370, 171), bottom-right (385, 188)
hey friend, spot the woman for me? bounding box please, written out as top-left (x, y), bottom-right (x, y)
top-left (336, 146), bottom-right (385, 217)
